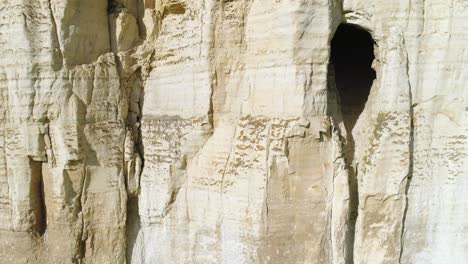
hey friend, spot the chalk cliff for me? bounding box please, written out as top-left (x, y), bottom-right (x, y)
top-left (0, 0), bottom-right (467, 263)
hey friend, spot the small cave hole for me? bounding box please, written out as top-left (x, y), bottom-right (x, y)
top-left (163, 3), bottom-right (186, 17)
top-left (107, 0), bottom-right (123, 14)
top-left (331, 23), bottom-right (376, 133)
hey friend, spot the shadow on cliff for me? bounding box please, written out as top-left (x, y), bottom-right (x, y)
top-left (330, 22), bottom-right (376, 261)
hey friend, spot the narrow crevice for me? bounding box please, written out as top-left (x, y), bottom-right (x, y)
top-left (330, 23), bottom-right (376, 264)
top-left (37, 162), bottom-right (47, 237)
top-left (107, 0), bottom-right (122, 55)
top-left (46, 0), bottom-right (64, 70)
top-left (133, 68), bottom-right (146, 193)
top-left (208, 69), bottom-right (216, 130)
top-left (399, 53), bottom-right (415, 263)
top-left (125, 197), bottom-right (140, 264)
top-left (136, 0), bottom-right (147, 39)
top-left (105, 1), bottom-right (149, 258)
top-left (28, 159), bottom-right (47, 237)
top-left (399, 108), bottom-right (414, 263)
top-left (105, 1), bottom-right (153, 259)
top-left (80, 235), bottom-right (86, 262)
top-left (123, 64), bottom-right (147, 263)
top-left (78, 167), bottom-right (89, 262)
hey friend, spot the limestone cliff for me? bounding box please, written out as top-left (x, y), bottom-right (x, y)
top-left (0, 0), bottom-right (467, 263)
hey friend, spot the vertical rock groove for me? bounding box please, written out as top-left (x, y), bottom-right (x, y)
top-left (330, 22), bottom-right (376, 264)
top-left (398, 49), bottom-right (415, 263)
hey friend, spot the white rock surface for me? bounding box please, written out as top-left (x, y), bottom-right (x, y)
top-left (0, 0), bottom-right (467, 263)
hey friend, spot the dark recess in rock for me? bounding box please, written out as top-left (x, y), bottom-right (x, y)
top-left (331, 23), bottom-right (376, 133)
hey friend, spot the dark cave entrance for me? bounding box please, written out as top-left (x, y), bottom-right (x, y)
top-left (329, 24), bottom-right (376, 260)
top-left (331, 23), bottom-right (376, 133)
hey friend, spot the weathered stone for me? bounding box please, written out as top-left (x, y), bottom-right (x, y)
top-left (0, 0), bottom-right (467, 263)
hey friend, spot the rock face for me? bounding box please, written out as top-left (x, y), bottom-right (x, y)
top-left (0, 0), bottom-right (467, 263)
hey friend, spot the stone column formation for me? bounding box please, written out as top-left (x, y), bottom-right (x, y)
top-left (0, 0), bottom-right (466, 263)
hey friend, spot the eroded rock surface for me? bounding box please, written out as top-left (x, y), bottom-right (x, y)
top-left (0, 0), bottom-right (467, 263)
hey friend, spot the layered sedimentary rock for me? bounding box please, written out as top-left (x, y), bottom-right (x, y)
top-left (0, 0), bottom-right (467, 263)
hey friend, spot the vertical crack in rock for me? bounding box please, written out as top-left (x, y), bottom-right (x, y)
top-left (35, 160), bottom-right (47, 237)
top-left (121, 61), bottom-right (152, 261)
top-left (107, 0), bottom-right (123, 55)
top-left (79, 165), bottom-right (88, 262)
top-left (104, 1), bottom-right (162, 260)
top-left (399, 49), bottom-right (415, 263)
top-left (330, 23), bottom-right (376, 263)
top-left (46, 0), bottom-right (63, 70)
top-left (24, 158), bottom-right (47, 238)
top-left (220, 123), bottom-right (237, 195)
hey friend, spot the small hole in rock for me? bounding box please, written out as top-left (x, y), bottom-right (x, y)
top-left (163, 3), bottom-right (186, 17)
top-left (107, 0), bottom-right (123, 14)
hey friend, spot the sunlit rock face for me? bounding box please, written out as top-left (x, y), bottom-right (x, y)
top-left (0, 1), bottom-right (467, 263)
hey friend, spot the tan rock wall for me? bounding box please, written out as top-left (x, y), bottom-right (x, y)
top-left (0, 0), bottom-right (466, 263)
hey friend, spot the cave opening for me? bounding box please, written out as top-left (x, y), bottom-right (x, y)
top-left (329, 24), bottom-right (376, 259)
top-left (331, 23), bottom-right (376, 133)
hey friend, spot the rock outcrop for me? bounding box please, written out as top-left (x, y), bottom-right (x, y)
top-left (0, 0), bottom-right (467, 263)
